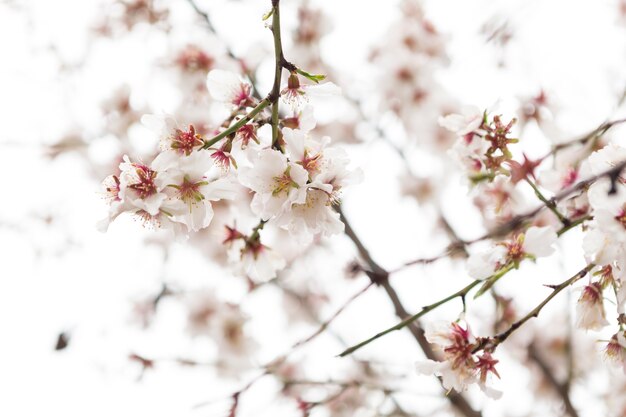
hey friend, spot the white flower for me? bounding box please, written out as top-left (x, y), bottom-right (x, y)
top-left (97, 174), bottom-right (128, 232)
top-left (439, 106), bottom-right (484, 136)
top-left (449, 133), bottom-right (490, 174)
top-left (416, 359), bottom-right (475, 393)
top-left (281, 72), bottom-right (341, 110)
top-left (586, 143), bottom-right (626, 176)
top-left (604, 332), bottom-right (626, 372)
top-left (314, 146), bottom-right (363, 194)
top-left (154, 151), bottom-right (236, 232)
top-left (523, 226), bottom-right (558, 258)
top-left (272, 186), bottom-right (343, 242)
top-left (538, 144), bottom-right (590, 193)
top-left (582, 228), bottom-right (624, 267)
top-left (581, 144), bottom-right (626, 270)
top-left (228, 238), bottom-right (286, 282)
top-left (418, 321), bottom-right (501, 398)
top-left (466, 226), bottom-right (556, 279)
top-left (283, 127), bottom-right (327, 178)
top-left (142, 113), bottom-right (204, 156)
top-left (576, 283), bottom-right (609, 331)
top-left (273, 129), bottom-right (361, 239)
top-left (206, 69), bottom-right (253, 107)
top-left (118, 155), bottom-right (169, 216)
top-left (238, 148), bottom-right (309, 220)
top-left (467, 246), bottom-right (507, 280)
top-left (282, 105), bottom-right (317, 133)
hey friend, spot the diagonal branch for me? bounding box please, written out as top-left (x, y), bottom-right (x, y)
top-left (338, 206), bottom-right (482, 417)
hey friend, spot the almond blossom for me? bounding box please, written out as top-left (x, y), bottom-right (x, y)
top-left (222, 220), bottom-right (287, 282)
top-left (118, 155), bottom-right (169, 215)
top-left (238, 148), bottom-right (309, 220)
top-left (281, 105), bottom-right (316, 133)
top-left (467, 226), bottom-right (557, 280)
top-left (280, 71), bottom-right (341, 110)
top-left (206, 69), bottom-right (255, 108)
top-left (582, 144), bottom-right (626, 270)
top-left (141, 113), bottom-right (204, 156)
top-left (605, 331), bottom-right (626, 372)
top-left (228, 236), bottom-right (286, 282)
top-left (439, 106), bottom-right (484, 136)
top-left (270, 128), bottom-right (361, 240)
top-left (575, 282), bottom-right (609, 330)
top-left (153, 151), bottom-right (236, 232)
top-left (416, 321), bottom-right (501, 398)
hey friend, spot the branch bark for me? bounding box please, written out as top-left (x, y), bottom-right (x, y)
top-left (338, 206), bottom-right (482, 417)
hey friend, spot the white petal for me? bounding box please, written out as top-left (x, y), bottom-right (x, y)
top-left (306, 81), bottom-right (342, 97)
top-left (523, 226), bottom-right (557, 258)
top-left (207, 69), bottom-right (244, 102)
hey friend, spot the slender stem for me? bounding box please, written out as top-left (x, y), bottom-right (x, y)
top-left (201, 98), bottom-right (270, 149)
top-left (551, 118), bottom-right (626, 155)
top-left (339, 263), bottom-right (515, 357)
top-left (270, 0), bottom-right (284, 147)
top-left (557, 215), bottom-right (592, 236)
top-left (292, 281), bottom-right (375, 349)
top-left (488, 264), bottom-right (593, 348)
top-left (338, 279), bottom-right (481, 357)
top-left (525, 178), bottom-right (570, 226)
top-left (338, 206), bottom-right (482, 417)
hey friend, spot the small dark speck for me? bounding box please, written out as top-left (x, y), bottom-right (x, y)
top-left (54, 332), bottom-right (70, 351)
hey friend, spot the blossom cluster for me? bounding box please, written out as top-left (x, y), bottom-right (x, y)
top-left (76, 0), bottom-right (626, 412)
top-left (431, 95), bottom-right (626, 396)
top-left (417, 321), bottom-right (502, 398)
top-left (100, 68), bottom-right (360, 282)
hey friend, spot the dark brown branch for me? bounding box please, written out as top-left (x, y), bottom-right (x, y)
top-left (338, 206), bottom-right (482, 417)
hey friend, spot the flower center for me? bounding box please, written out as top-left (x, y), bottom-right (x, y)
top-left (300, 150), bottom-right (321, 175)
top-left (232, 84), bottom-right (252, 107)
top-left (171, 125), bottom-right (203, 155)
top-left (128, 164), bottom-right (157, 199)
top-left (169, 175), bottom-right (208, 206)
top-left (272, 167), bottom-right (300, 196)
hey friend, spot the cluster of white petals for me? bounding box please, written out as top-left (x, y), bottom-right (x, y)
top-left (100, 68), bottom-right (360, 282)
top-left (467, 226), bottom-right (557, 280)
top-left (416, 321), bottom-right (502, 398)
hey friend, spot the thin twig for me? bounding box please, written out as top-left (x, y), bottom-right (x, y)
top-left (292, 281), bottom-right (375, 349)
top-left (475, 264), bottom-right (593, 351)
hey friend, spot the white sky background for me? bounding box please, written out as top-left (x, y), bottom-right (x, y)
top-left (1, 0), bottom-right (626, 416)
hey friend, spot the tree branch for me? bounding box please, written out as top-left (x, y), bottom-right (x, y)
top-left (338, 206), bottom-right (482, 417)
